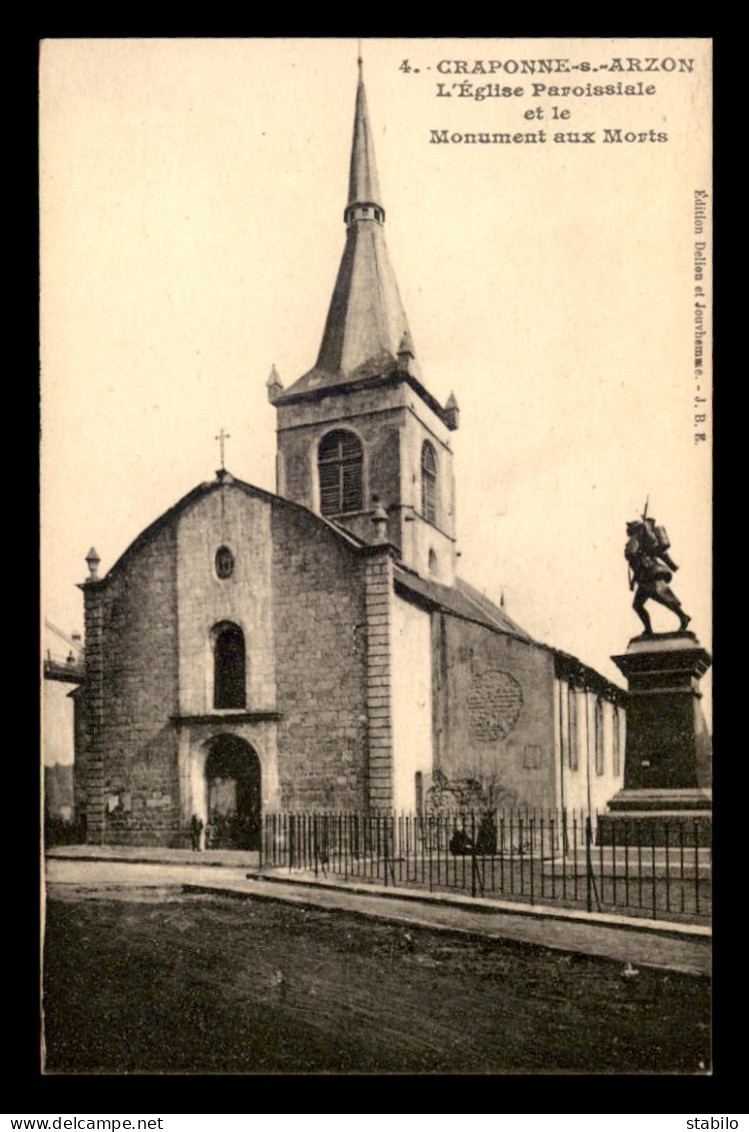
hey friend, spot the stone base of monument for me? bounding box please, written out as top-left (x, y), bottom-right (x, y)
top-left (598, 631), bottom-right (712, 848)
top-left (598, 788), bottom-right (712, 846)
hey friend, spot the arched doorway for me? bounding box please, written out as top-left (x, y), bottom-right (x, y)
top-left (204, 735), bottom-right (261, 850)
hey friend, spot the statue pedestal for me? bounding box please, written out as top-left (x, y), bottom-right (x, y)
top-left (599, 632), bottom-right (712, 846)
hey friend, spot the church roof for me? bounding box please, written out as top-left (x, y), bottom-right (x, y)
top-left (275, 60), bottom-right (420, 401)
top-left (393, 566), bottom-right (624, 696)
top-left (393, 565), bottom-right (534, 643)
top-left (454, 577), bottom-right (533, 639)
top-left (83, 473), bottom-right (365, 587)
top-left (548, 646), bottom-right (626, 699)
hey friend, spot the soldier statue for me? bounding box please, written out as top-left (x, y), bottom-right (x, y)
top-left (625, 503), bottom-right (691, 635)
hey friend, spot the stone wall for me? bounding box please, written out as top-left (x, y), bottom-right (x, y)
top-left (275, 380), bottom-right (457, 583)
top-left (431, 613), bottom-right (557, 812)
top-left (272, 502), bottom-right (369, 810)
top-left (364, 550), bottom-right (394, 810)
top-left (397, 391), bottom-right (457, 586)
top-left (176, 486), bottom-right (275, 716)
top-left (91, 524), bottom-right (181, 846)
top-left (276, 383), bottom-right (404, 527)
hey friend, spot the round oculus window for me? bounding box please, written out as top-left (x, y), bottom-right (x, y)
top-left (215, 545), bottom-right (235, 579)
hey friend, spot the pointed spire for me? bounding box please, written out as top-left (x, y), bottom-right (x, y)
top-left (397, 330), bottom-right (415, 373)
top-left (345, 56), bottom-right (382, 221)
top-left (445, 390), bottom-right (460, 430)
top-left (266, 363), bottom-right (284, 404)
top-left (276, 57), bottom-right (421, 396)
top-left (316, 61), bottom-right (414, 381)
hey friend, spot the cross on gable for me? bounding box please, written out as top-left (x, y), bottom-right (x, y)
top-left (215, 428), bottom-right (231, 470)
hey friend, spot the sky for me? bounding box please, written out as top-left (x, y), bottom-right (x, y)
top-left (40, 37), bottom-right (712, 719)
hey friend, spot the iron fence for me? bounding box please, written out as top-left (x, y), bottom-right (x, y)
top-left (260, 809), bottom-right (711, 924)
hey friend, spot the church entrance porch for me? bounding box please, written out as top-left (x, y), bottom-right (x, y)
top-left (204, 735), bottom-right (262, 850)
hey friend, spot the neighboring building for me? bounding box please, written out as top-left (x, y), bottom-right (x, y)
top-left (44, 763), bottom-right (74, 823)
top-left (74, 62), bottom-right (625, 848)
top-left (43, 620), bottom-right (84, 822)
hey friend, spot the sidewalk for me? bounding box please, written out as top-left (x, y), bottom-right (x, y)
top-left (45, 845), bottom-right (711, 977)
top-left (47, 843), bottom-right (260, 868)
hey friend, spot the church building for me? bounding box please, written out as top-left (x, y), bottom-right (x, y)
top-left (74, 63), bottom-right (625, 848)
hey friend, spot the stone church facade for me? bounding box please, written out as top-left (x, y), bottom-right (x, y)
top-left (75, 63), bottom-right (625, 848)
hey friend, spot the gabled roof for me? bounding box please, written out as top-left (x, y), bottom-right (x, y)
top-left (82, 470), bottom-right (623, 697)
top-left (83, 472), bottom-right (365, 588)
top-left (44, 619), bottom-right (84, 657)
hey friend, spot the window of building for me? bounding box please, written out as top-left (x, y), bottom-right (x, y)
top-left (421, 441), bottom-right (437, 524)
top-left (213, 622), bottom-right (246, 709)
top-left (523, 744), bottom-right (542, 769)
top-left (415, 771), bottom-right (424, 815)
top-left (428, 548), bottom-right (438, 576)
top-left (318, 430), bottom-right (363, 516)
top-left (568, 685), bottom-right (578, 771)
top-left (612, 705), bottom-right (621, 776)
top-left (559, 684), bottom-right (568, 768)
top-left (595, 697), bottom-right (605, 775)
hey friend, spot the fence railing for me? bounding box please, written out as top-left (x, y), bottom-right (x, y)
top-left (260, 809), bottom-right (711, 924)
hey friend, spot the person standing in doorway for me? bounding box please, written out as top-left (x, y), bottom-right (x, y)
top-left (190, 813), bottom-right (204, 851)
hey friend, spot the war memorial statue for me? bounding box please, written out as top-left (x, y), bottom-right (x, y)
top-left (625, 504), bottom-right (691, 635)
top-left (601, 501), bottom-right (712, 845)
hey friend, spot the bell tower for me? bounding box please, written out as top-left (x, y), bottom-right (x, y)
top-left (268, 57), bottom-right (460, 586)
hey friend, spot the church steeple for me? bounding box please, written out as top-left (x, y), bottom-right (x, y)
top-left (279, 57), bottom-right (417, 394)
top-left (271, 56), bottom-right (458, 586)
top-left (344, 56), bottom-right (383, 224)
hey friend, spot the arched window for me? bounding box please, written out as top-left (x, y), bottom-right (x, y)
top-left (213, 622), bottom-right (246, 709)
top-left (595, 698), bottom-right (605, 776)
top-left (567, 685), bottom-right (578, 771)
top-left (318, 430), bottom-right (363, 516)
top-left (421, 441), bottom-right (437, 524)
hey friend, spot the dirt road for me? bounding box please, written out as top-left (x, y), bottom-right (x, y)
top-left (43, 873), bottom-right (710, 1074)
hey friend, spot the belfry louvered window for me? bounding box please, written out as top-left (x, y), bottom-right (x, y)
top-left (421, 441), bottom-right (437, 524)
top-left (318, 430), bottom-right (363, 516)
